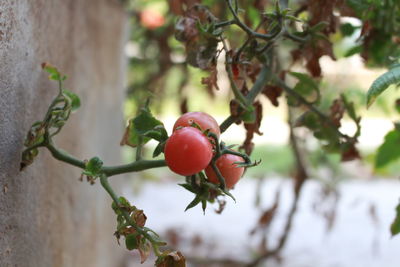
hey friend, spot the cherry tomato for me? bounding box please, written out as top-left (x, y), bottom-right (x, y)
top-left (165, 127), bottom-right (213, 176)
top-left (205, 153), bottom-right (244, 189)
top-left (173, 112), bottom-right (220, 138)
top-left (140, 9), bottom-right (165, 30)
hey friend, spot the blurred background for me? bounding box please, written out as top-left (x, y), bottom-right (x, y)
top-left (119, 0), bottom-right (400, 266)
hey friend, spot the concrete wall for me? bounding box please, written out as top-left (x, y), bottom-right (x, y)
top-left (0, 0), bottom-right (128, 266)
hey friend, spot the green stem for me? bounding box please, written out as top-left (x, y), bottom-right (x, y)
top-left (46, 141), bottom-right (86, 169)
top-left (246, 66), bottom-right (270, 103)
top-left (44, 140), bottom-right (166, 177)
top-left (102, 160), bottom-right (166, 177)
top-left (225, 0), bottom-right (278, 41)
top-left (219, 66), bottom-right (271, 133)
top-left (219, 115), bottom-right (239, 134)
top-left (99, 175), bottom-right (162, 257)
top-left (215, 20), bottom-right (235, 28)
top-left (221, 37), bottom-right (248, 107)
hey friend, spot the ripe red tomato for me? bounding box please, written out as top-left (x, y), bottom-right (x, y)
top-left (205, 153), bottom-right (244, 189)
top-left (165, 127), bottom-right (213, 176)
top-left (140, 9), bottom-right (165, 30)
top-left (173, 112), bottom-right (220, 138)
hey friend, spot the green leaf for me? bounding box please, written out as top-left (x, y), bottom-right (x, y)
top-left (309, 21), bottom-right (329, 33)
top-left (390, 201), bottom-right (400, 236)
top-left (121, 106), bottom-right (167, 147)
top-left (367, 67), bottom-right (400, 108)
top-left (82, 157), bottom-right (103, 177)
top-left (341, 94), bottom-right (358, 122)
top-left (184, 196), bottom-right (201, 211)
top-left (289, 72), bottom-right (319, 98)
top-left (42, 63), bottom-right (67, 81)
top-left (340, 23), bottom-right (356, 36)
top-left (62, 90), bottom-right (81, 112)
top-left (344, 45), bottom-right (362, 57)
top-left (375, 129), bottom-right (400, 169)
top-left (125, 234), bottom-right (139, 250)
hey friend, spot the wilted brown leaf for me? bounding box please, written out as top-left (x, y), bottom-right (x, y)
top-left (341, 143), bottom-right (361, 162)
top-left (291, 39), bottom-right (336, 77)
top-left (263, 84), bottom-right (283, 107)
top-left (139, 241), bottom-right (152, 264)
top-left (241, 101), bottom-right (263, 155)
top-left (308, 0), bottom-right (341, 35)
top-left (250, 188), bottom-right (281, 235)
top-left (244, 62), bottom-right (261, 83)
top-left (201, 63), bottom-right (219, 95)
top-left (329, 98), bottom-right (345, 127)
top-left (134, 210), bottom-right (147, 227)
top-left (156, 251), bottom-right (186, 267)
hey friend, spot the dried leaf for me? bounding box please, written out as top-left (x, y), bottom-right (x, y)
top-left (241, 101), bottom-right (263, 155)
top-left (201, 63), bottom-right (219, 95)
top-left (329, 98), bottom-right (345, 127)
top-left (139, 240), bottom-right (151, 264)
top-left (263, 84), bottom-right (283, 107)
top-left (156, 251), bottom-right (186, 267)
top-left (250, 188), bottom-right (280, 235)
top-left (308, 0), bottom-right (341, 35)
top-left (134, 210), bottom-right (147, 228)
top-left (341, 142), bottom-right (360, 162)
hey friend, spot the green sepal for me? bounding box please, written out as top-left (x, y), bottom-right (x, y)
top-left (82, 157), bottom-right (103, 177)
top-left (178, 183), bottom-right (196, 193)
top-left (184, 196), bottom-right (202, 211)
top-left (153, 141), bottom-right (166, 158)
top-left (62, 89), bottom-right (80, 112)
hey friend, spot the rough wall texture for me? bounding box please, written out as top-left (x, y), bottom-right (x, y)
top-left (0, 0), bottom-right (128, 266)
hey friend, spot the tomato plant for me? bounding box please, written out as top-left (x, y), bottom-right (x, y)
top-left (164, 127), bottom-right (213, 176)
top-left (205, 153), bottom-right (244, 189)
top-left (173, 111), bottom-right (221, 138)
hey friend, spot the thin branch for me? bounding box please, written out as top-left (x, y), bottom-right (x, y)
top-left (246, 107), bottom-right (308, 267)
top-left (225, 0), bottom-right (279, 41)
top-left (102, 160), bottom-right (167, 177)
top-left (219, 66), bottom-right (271, 133)
top-left (46, 140), bottom-right (86, 169)
top-left (273, 75), bottom-right (349, 139)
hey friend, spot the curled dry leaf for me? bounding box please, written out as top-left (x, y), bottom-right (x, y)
top-left (262, 71), bottom-right (284, 107)
top-left (241, 101), bottom-right (263, 155)
top-left (329, 98), bottom-right (345, 128)
top-left (133, 209), bottom-right (147, 228)
top-left (308, 0), bottom-right (341, 35)
top-left (139, 240), bottom-right (152, 264)
top-left (291, 39), bottom-right (336, 77)
top-left (250, 188), bottom-right (281, 236)
top-left (341, 142), bottom-right (361, 162)
top-left (156, 251), bottom-right (186, 267)
top-left (201, 62), bottom-right (219, 96)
